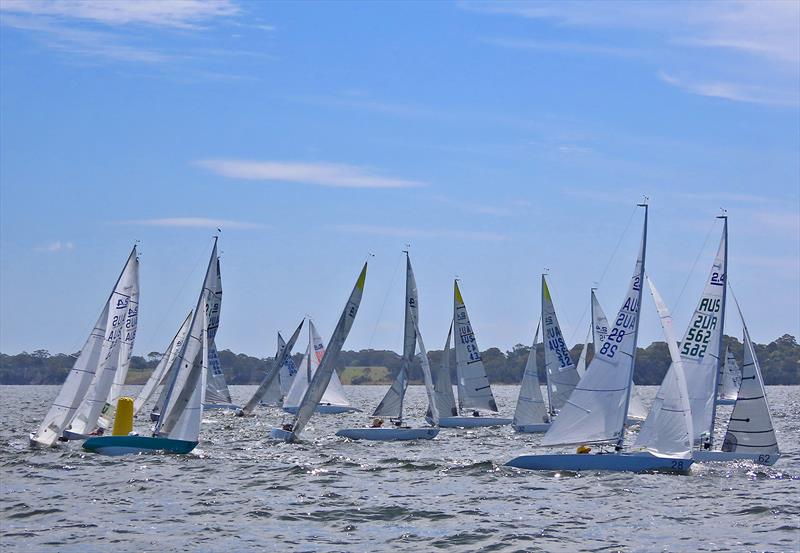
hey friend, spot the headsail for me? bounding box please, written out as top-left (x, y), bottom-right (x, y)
top-left (541, 276), bottom-right (580, 414)
top-left (204, 341), bottom-right (232, 405)
top-left (65, 248), bottom-right (140, 436)
top-left (155, 239), bottom-right (222, 441)
top-left (133, 311), bottom-right (192, 415)
top-left (721, 301), bottom-right (779, 455)
top-left (284, 262), bottom-right (367, 440)
top-left (575, 326), bottom-right (591, 378)
top-left (633, 276), bottom-right (694, 458)
top-left (513, 322), bottom-right (549, 428)
top-left (717, 347), bottom-right (741, 402)
top-left (453, 281), bottom-right (498, 412)
top-left (31, 246), bottom-right (138, 446)
top-left (411, 314), bottom-right (439, 425)
top-left (240, 319), bottom-right (304, 415)
top-left (542, 205), bottom-right (647, 447)
top-left (373, 254), bottom-right (417, 419)
top-left (428, 323), bottom-right (458, 418)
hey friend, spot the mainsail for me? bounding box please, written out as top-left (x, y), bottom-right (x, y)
top-left (31, 246), bottom-right (138, 447)
top-left (133, 311), bottom-right (192, 415)
top-left (285, 263), bottom-right (367, 440)
top-left (513, 322), bottom-right (549, 428)
top-left (155, 238), bottom-right (222, 441)
top-left (428, 323), bottom-right (458, 418)
top-left (542, 275), bottom-right (580, 413)
top-left (720, 302), bottom-right (779, 456)
top-left (633, 276), bottom-right (694, 458)
top-left (373, 254), bottom-right (417, 420)
top-left (66, 248), bottom-right (140, 436)
top-left (453, 281), bottom-right (498, 412)
top-left (717, 347), bottom-right (741, 402)
top-left (542, 205), bottom-right (647, 447)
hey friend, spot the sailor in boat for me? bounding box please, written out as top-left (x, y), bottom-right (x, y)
top-left (472, 410), bottom-right (480, 417)
top-left (371, 418), bottom-right (384, 428)
top-left (281, 423), bottom-right (293, 432)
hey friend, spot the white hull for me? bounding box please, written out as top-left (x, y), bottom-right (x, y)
top-left (336, 427), bottom-right (439, 441)
top-left (513, 423), bottom-right (551, 433)
top-left (506, 452), bottom-right (693, 473)
top-left (436, 416), bottom-right (512, 428)
top-left (692, 450), bottom-right (779, 466)
top-left (283, 404), bottom-right (361, 415)
top-left (61, 430), bottom-right (92, 441)
top-left (202, 402), bottom-right (240, 411)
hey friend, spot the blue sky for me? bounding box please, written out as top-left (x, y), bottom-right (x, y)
top-left (1, 0), bottom-right (798, 357)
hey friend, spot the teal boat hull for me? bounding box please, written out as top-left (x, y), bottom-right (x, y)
top-left (505, 452), bottom-right (693, 473)
top-left (82, 436), bottom-right (198, 456)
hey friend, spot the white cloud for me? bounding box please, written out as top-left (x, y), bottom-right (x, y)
top-left (657, 71), bottom-right (796, 107)
top-left (332, 224), bottom-right (509, 242)
top-left (0, 0), bottom-right (240, 29)
top-left (195, 159), bottom-right (426, 189)
top-left (122, 217), bottom-right (265, 230)
top-left (35, 241), bottom-right (75, 253)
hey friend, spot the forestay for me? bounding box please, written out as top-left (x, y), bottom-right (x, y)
top-left (374, 254), bottom-right (418, 420)
top-left (286, 263), bottom-right (367, 440)
top-left (721, 304), bottom-right (779, 455)
top-left (513, 322), bottom-right (549, 428)
top-left (718, 348), bottom-right (741, 402)
top-left (428, 323), bottom-right (457, 418)
top-left (675, 219), bottom-right (728, 444)
top-left (155, 239), bottom-right (222, 441)
top-left (31, 247), bottom-right (138, 447)
top-left (542, 206), bottom-right (647, 447)
top-left (541, 276), bottom-right (580, 414)
top-left (633, 277), bottom-right (694, 458)
top-left (453, 281), bottom-right (498, 412)
top-left (67, 248), bottom-right (140, 436)
top-left (133, 311), bottom-right (192, 415)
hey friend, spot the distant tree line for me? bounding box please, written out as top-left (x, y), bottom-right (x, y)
top-left (1, 334), bottom-right (797, 386)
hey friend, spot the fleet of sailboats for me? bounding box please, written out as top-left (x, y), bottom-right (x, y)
top-left (28, 207), bottom-right (782, 472)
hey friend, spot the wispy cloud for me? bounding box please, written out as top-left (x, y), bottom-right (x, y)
top-left (657, 71), bottom-right (796, 107)
top-left (332, 224), bottom-right (509, 242)
top-left (195, 159), bottom-right (426, 189)
top-left (121, 217), bottom-right (265, 230)
top-left (34, 240), bottom-right (74, 253)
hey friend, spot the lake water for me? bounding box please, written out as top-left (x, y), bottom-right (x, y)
top-left (1, 385), bottom-right (798, 552)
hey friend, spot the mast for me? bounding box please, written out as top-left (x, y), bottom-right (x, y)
top-left (616, 202), bottom-right (647, 450)
top-left (708, 213), bottom-right (728, 446)
top-left (590, 287), bottom-right (597, 346)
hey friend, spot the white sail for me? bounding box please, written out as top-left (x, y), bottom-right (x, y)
top-left (259, 334), bottom-right (288, 407)
top-left (428, 323), bottom-right (458, 418)
top-left (453, 281), bottom-right (499, 412)
top-left (156, 238), bottom-right (222, 441)
top-left (541, 276), bottom-right (580, 413)
top-left (542, 206), bottom-right (647, 447)
top-left (633, 276), bottom-right (694, 458)
top-left (287, 263), bottom-right (367, 439)
top-left (412, 314), bottom-right (439, 425)
top-left (31, 247), bottom-right (138, 446)
top-left (677, 220), bottom-right (728, 444)
top-left (373, 254), bottom-right (417, 419)
top-left (593, 289), bottom-right (646, 420)
top-left (721, 307), bottom-right (779, 455)
top-left (718, 348), bottom-right (741, 402)
top-left (513, 322), bottom-right (550, 427)
top-left (133, 311), bottom-right (192, 415)
top-left (279, 335), bottom-right (300, 398)
top-left (283, 347), bottom-right (310, 410)
top-left (575, 326), bottom-right (591, 378)
top-left (240, 319), bottom-right (304, 414)
top-left (204, 341), bottom-right (232, 404)
top-left (66, 249), bottom-right (140, 436)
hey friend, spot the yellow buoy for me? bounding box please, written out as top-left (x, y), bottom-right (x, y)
top-left (112, 396), bottom-right (134, 436)
top-left (576, 445), bottom-right (591, 454)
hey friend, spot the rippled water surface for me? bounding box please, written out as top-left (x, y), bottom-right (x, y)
top-left (1, 385), bottom-right (798, 552)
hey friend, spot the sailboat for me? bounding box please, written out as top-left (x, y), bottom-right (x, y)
top-left (281, 320), bottom-right (358, 415)
top-left (590, 290), bottom-right (648, 423)
top-left (202, 341), bottom-right (239, 411)
top-left (83, 238), bottom-right (222, 455)
top-left (511, 322), bottom-right (550, 433)
top-left (435, 281), bottom-right (512, 428)
top-left (337, 253), bottom-right (439, 441)
top-left (30, 246), bottom-right (139, 448)
top-left (237, 319), bottom-right (304, 415)
top-left (133, 311), bottom-right (192, 418)
top-left (507, 204), bottom-right (694, 472)
top-left (716, 347), bottom-right (741, 406)
top-left (271, 263), bottom-right (368, 442)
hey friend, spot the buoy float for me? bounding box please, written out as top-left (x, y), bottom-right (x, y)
top-left (112, 396), bottom-right (135, 436)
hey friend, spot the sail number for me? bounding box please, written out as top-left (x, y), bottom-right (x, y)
top-left (598, 298), bottom-right (638, 359)
top-left (681, 300), bottom-right (719, 358)
top-left (545, 326), bottom-right (572, 368)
